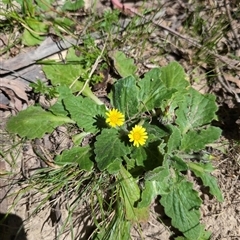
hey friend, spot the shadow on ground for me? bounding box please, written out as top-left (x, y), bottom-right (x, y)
top-left (0, 213), bottom-right (27, 240)
top-left (215, 102), bottom-right (240, 141)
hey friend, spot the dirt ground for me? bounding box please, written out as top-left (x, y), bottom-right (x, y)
top-left (0, 0), bottom-right (240, 239)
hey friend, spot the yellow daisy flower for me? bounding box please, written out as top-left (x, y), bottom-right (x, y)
top-left (128, 125), bottom-right (148, 147)
top-left (106, 108), bottom-right (125, 127)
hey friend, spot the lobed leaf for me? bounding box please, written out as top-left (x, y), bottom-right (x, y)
top-left (55, 146), bottom-right (93, 171)
top-left (188, 162), bottom-right (224, 202)
top-left (138, 165), bottom-right (170, 208)
top-left (43, 63), bottom-right (84, 93)
top-left (63, 95), bottom-right (106, 133)
top-left (49, 85), bottom-right (73, 116)
top-left (94, 129), bottom-right (130, 171)
top-left (180, 126), bottom-right (222, 152)
top-left (176, 88), bottom-right (218, 133)
top-left (160, 178), bottom-right (204, 239)
top-left (42, 48), bottom-right (85, 92)
top-left (160, 61), bottom-right (189, 90)
top-left (138, 68), bottom-right (174, 111)
top-left (111, 76), bottom-right (139, 117)
top-left (110, 51), bottom-right (137, 78)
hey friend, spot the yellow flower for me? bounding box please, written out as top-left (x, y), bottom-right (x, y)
top-left (128, 125), bottom-right (148, 147)
top-left (106, 108), bottom-right (125, 127)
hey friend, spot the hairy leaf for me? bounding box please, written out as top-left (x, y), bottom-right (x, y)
top-left (176, 88), bottom-right (218, 133)
top-left (188, 162), bottom-right (223, 202)
top-left (180, 126), bottom-right (222, 152)
top-left (63, 95), bottom-right (106, 133)
top-left (6, 106), bottom-right (74, 139)
top-left (111, 51), bottom-right (137, 78)
top-left (95, 129), bottom-right (130, 170)
top-left (160, 178), bottom-right (204, 239)
top-left (118, 165), bottom-right (149, 222)
top-left (55, 146), bottom-right (93, 171)
top-left (112, 76), bottom-right (139, 117)
top-left (138, 166), bottom-right (170, 208)
top-left (161, 61), bottom-right (189, 90)
top-left (138, 68), bottom-right (174, 111)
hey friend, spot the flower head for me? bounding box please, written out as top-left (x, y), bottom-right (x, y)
top-left (106, 108), bottom-right (125, 127)
top-left (128, 125), bottom-right (148, 147)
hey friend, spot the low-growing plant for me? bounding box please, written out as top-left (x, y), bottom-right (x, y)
top-left (0, 0), bottom-right (84, 46)
top-left (30, 79), bottom-right (58, 99)
top-left (6, 51), bottom-right (223, 239)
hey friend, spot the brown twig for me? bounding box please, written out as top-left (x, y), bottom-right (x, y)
top-left (76, 35), bottom-right (108, 96)
top-left (224, 0), bottom-right (240, 49)
top-left (215, 63), bottom-right (240, 103)
top-left (122, 3), bottom-right (240, 71)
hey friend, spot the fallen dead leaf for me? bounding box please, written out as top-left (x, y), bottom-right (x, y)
top-left (223, 72), bottom-right (240, 89)
top-left (0, 78), bottom-right (30, 112)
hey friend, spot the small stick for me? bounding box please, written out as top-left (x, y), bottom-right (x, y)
top-left (224, 0), bottom-right (240, 49)
top-left (113, 0), bottom-right (240, 70)
top-left (77, 36), bottom-right (108, 96)
top-left (215, 63), bottom-right (240, 103)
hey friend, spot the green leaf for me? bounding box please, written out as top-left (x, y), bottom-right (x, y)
top-left (111, 76), bottom-right (139, 117)
top-left (95, 129), bottom-right (130, 171)
top-left (160, 178), bottom-right (203, 239)
top-left (130, 139), bottom-right (164, 170)
top-left (106, 158), bottom-right (122, 174)
top-left (188, 162), bottom-right (223, 202)
top-left (144, 163), bottom-right (170, 182)
top-left (6, 106), bottom-right (74, 139)
top-left (161, 61), bottom-right (189, 90)
top-left (53, 17), bottom-right (75, 30)
top-left (20, 0), bottom-right (35, 15)
top-left (145, 123), bottom-right (170, 141)
top-left (62, 0), bottom-right (84, 11)
top-left (167, 125), bottom-right (181, 153)
top-left (63, 95), bottom-right (106, 133)
top-left (55, 146), bottom-right (93, 171)
top-left (175, 228), bottom-right (211, 240)
top-left (72, 132), bottom-right (90, 146)
top-left (22, 29), bottom-right (45, 46)
top-left (111, 51), bottom-right (137, 78)
top-left (138, 166), bottom-right (170, 208)
top-left (138, 68), bottom-right (175, 111)
top-left (42, 48), bottom-right (85, 92)
top-left (42, 64), bottom-right (83, 93)
top-left (35, 0), bottom-right (54, 11)
top-left (22, 18), bottom-right (48, 46)
top-left (93, 205), bottom-right (131, 240)
top-left (49, 85), bottom-right (73, 116)
top-left (123, 155), bottom-right (136, 170)
top-left (180, 126), bottom-right (222, 152)
top-left (131, 147), bottom-right (146, 167)
top-left (138, 179), bottom-right (169, 208)
top-left (118, 165), bottom-right (149, 222)
top-left (170, 155), bottom-right (188, 172)
top-left (176, 88), bottom-right (218, 133)
top-left (43, 48), bottom-right (103, 105)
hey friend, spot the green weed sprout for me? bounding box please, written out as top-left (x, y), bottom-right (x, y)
top-left (6, 55), bottom-right (223, 239)
top-left (42, 46), bottom-right (105, 105)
